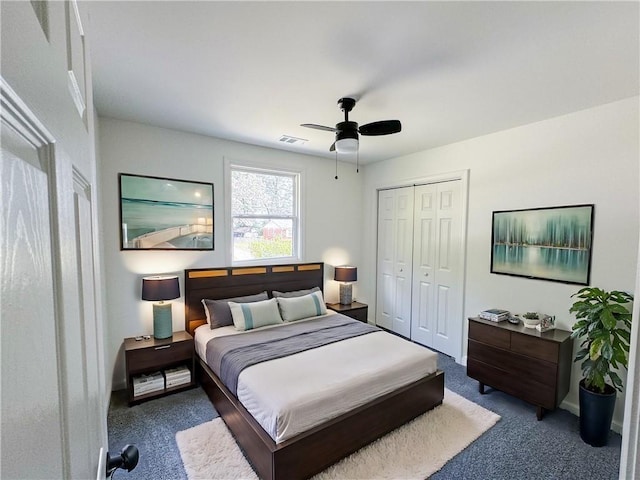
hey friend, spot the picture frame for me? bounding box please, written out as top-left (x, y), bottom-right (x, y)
top-left (490, 204), bottom-right (594, 285)
top-left (119, 173), bottom-right (214, 250)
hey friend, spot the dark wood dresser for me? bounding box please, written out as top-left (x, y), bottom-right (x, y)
top-left (467, 317), bottom-right (573, 420)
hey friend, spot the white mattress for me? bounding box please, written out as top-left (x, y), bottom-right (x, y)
top-left (195, 314), bottom-right (438, 443)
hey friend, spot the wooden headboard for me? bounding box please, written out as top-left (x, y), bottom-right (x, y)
top-left (184, 262), bottom-right (324, 335)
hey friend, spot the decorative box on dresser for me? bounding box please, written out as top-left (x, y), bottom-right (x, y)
top-left (326, 301), bottom-right (368, 323)
top-left (124, 331), bottom-right (196, 406)
top-left (467, 317), bottom-right (573, 420)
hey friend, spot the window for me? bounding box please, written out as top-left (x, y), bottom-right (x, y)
top-left (230, 165), bottom-right (300, 263)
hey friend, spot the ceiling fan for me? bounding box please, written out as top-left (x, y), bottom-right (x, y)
top-left (301, 97), bottom-right (401, 154)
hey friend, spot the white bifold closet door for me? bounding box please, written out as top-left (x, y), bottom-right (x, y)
top-left (376, 181), bottom-right (463, 359)
top-left (376, 186), bottom-right (414, 337)
top-left (410, 181), bottom-right (463, 358)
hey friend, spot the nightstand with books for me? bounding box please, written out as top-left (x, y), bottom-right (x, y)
top-left (124, 331), bottom-right (196, 406)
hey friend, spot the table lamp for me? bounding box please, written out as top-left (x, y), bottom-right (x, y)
top-left (334, 265), bottom-right (357, 305)
top-left (142, 275), bottom-right (180, 339)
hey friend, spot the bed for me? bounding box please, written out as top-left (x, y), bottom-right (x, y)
top-left (184, 262), bottom-right (444, 480)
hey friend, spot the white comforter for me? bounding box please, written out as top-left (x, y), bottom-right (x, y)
top-left (195, 313), bottom-right (438, 443)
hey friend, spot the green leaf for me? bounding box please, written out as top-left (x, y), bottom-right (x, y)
top-left (601, 308), bottom-right (618, 330)
top-left (574, 349), bottom-right (589, 362)
top-left (589, 339), bottom-right (602, 360)
top-left (609, 303), bottom-right (631, 314)
top-left (610, 371), bottom-right (624, 392)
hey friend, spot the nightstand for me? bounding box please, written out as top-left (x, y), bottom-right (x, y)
top-left (326, 301), bottom-right (368, 323)
top-left (124, 331), bottom-right (196, 406)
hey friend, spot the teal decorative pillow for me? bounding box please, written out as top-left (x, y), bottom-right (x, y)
top-left (229, 298), bottom-right (284, 331)
top-left (276, 290), bottom-right (327, 322)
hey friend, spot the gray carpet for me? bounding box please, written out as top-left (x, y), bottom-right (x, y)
top-left (108, 354), bottom-right (621, 479)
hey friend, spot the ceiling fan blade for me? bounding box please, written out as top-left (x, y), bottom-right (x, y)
top-left (358, 120), bottom-right (402, 136)
top-left (300, 123), bottom-right (336, 132)
top-left (329, 142), bottom-right (335, 152)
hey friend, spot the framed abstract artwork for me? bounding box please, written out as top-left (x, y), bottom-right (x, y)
top-left (491, 204), bottom-right (594, 285)
top-left (119, 173), bottom-right (214, 250)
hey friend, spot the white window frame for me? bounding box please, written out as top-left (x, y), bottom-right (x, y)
top-left (225, 158), bottom-right (303, 266)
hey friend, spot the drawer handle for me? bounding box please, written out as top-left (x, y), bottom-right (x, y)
top-left (155, 345), bottom-right (171, 350)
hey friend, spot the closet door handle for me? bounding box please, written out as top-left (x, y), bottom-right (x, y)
top-left (424, 273), bottom-right (429, 277)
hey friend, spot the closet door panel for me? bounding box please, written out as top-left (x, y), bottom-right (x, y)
top-left (376, 190), bottom-right (395, 330)
top-left (391, 188), bottom-right (413, 337)
top-left (411, 185), bottom-right (436, 345)
top-left (431, 181), bottom-right (463, 357)
top-left (376, 187), bottom-right (413, 336)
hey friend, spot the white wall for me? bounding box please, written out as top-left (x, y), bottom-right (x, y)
top-left (98, 117), bottom-right (364, 389)
top-left (361, 97), bottom-right (639, 429)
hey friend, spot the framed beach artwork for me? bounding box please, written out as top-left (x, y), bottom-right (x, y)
top-left (491, 204), bottom-right (594, 285)
top-left (119, 173), bottom-right (214, 250)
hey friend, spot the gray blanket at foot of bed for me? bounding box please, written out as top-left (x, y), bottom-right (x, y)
top-left (206, 315), bottom-right (380, 395)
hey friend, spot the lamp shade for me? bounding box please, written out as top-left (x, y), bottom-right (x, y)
top-left (334, 266), bottom-right (357, 283)
top-left (335, 138), bottom-right (359, 154)
top-left (141, 276), bottom-right (180, 301)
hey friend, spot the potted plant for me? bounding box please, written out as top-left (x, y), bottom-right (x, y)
top-left (569, 287), bottom-right (634, 447)
top-left (521, 311), bottom-right (541, 329)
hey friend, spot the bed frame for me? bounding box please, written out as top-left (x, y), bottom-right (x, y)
top-left (184, 262), bottom-right (444, 480)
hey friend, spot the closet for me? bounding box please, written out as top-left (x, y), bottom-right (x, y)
top-left (376, 180), bottom-right (464, 358)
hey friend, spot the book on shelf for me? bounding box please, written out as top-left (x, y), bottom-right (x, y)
top-left (165, 366), bottom-right (190, 379)
top-left (133, 371), bottom-right (164, 396)
top-left (166, 376), bottom-right (191, 388)
top-left (479, 308), bottom-right (510, 322)
top-left (164, 366), bottom-right (191, 388)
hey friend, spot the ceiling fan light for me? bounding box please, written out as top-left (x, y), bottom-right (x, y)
top-left (335, 138), bottom-right (359, 153)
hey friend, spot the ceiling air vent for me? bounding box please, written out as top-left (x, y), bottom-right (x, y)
top-left (279, 135), bottom-right (307, 145)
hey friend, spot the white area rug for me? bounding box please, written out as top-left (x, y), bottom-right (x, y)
top-left (176, 389), bottom-right (499, 480)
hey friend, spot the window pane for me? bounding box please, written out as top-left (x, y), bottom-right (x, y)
top-left (231, 170), bottom-right (294, 216)
top-left (232, 218), bottom-right (293, 261)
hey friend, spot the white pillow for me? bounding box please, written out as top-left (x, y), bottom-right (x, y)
top-left (277, 290), bottom-right (327, 322)
top-left (228, 298), bottom-right (283, 331)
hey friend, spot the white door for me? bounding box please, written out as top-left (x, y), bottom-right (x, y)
top-left (1, 79), bottom-right (107, 479)
top-left (376, 187), bottom-right (414, 337)
top-left (410, 184), bottom-right (437, 345)
top-left (74, 177), bottom-right (107, 478)
top-left (1, 117), bottom-right (65, 479)
top-left (411, 181), bottom-right (463, 358)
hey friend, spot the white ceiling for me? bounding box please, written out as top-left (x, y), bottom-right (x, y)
top-left (88, 1), bottom-right (639, 164)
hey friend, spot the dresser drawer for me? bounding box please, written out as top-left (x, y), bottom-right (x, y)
top-left (467, 358), bottom-right (556, 409)
top-left (469, 320), bottom-right (510, 349)
top-left (468, 340), bottom-right (556, 387)
top-left (126, 340), bottom-right (193, 373)
top-left (511, 333), bottom-right (559, 363)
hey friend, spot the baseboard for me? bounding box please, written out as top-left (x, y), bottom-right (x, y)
top-left (560, 399), bottom-right (622, 434)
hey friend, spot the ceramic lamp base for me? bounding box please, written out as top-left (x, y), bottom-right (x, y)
top-left (153, 303), bottom-right (173, 339)
top-left (339, 283), bottom-right (353, 305)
